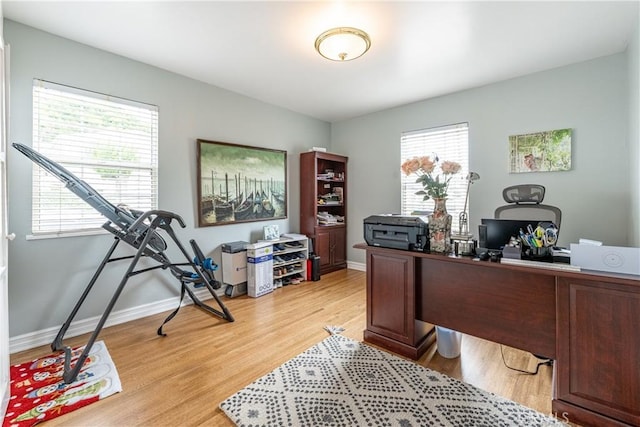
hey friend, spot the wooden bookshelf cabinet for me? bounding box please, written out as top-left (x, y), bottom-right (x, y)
top-left (300, 151), bottom-right (348, 274)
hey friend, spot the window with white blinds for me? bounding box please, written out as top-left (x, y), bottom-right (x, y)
top-left (31, 79), bottom-right (158, 237)
top-left (400, 123), bottom-right (469, 233)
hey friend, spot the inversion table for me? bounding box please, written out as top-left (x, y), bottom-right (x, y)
top-left (13, 143), bottom-right (234, 383)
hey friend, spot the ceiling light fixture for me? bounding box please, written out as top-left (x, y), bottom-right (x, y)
top-left (314, 27), bottom-right (371, 62)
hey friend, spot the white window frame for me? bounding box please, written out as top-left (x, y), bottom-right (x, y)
top-left (30, 79), bottom-right (158, 238)
top-left (401, 122), bottom-right (469, 234)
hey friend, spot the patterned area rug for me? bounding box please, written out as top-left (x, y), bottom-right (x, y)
top-left (3, 341), bottom-right (122, 427)
top-left (220, 334), bottom-right (563, 426)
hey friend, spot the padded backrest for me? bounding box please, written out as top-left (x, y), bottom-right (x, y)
top-left (494, 204), bottom-right (562, 229)
top-left (502, 184), bottom-right (545, 204)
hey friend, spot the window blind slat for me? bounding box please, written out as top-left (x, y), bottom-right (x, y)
top-left (401, 123), bottom-right (469, 234)
top-left (32, 79), bottom-right (159, 236)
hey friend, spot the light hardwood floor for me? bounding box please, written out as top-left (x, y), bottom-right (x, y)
top-left (9, 269), bottom-right (557, 426)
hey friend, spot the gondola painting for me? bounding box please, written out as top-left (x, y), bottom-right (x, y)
top-left (197, 139), bottom-right (287, 227)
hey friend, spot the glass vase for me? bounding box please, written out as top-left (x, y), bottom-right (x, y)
top-left (428, 198), bottom-right (452, 253)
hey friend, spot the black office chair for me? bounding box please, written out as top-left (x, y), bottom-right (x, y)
top-left (494, 184), bottom-right (561, 230)
top-left (495, 184), bottom-right (559, 369)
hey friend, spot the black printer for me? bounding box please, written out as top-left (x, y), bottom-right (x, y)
top-left (364, 214), bottom-right (429, 252)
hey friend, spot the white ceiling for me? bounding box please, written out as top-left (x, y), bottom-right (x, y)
top-left (3, 1), bottom-right (639, 122)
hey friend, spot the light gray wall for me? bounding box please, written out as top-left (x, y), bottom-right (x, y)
top-left (332, 53), bottom-right (632, 264)
top-left (629, 15), bottom-right (640, 247)
top-left (5, 20), bottom-right (331, 337)
top-left (5, 17), bottom-right (639, 339)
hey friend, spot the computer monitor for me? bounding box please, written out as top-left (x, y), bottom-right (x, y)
top-left (479, 218), bottom-right (546, 252)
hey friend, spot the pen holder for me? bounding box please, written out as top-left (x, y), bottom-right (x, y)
top-left (525, 246), bottom-right (552, 260)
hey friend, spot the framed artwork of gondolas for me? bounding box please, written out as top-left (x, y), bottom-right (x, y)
top-left (197, 139), bottom-right (287, 227)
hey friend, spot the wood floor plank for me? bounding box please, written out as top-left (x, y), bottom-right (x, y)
top-left (8, 269), bottom-right (555, 426)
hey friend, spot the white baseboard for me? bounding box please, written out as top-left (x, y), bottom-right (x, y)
top-left (10, 264), bottom-right (367, 354)
top-left (347, 260), bottom-right (365, 271)
top-left (9, 288), bottom-right (215, 354)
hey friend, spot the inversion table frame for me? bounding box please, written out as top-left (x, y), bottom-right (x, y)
top-left (13, 143), bottom-right (234, 384)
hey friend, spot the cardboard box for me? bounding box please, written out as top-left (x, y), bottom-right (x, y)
top-left (247, 242), bottom-right (274, 297)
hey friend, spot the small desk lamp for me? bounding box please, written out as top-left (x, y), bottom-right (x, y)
top-left (452, 171), bottom-right (480, 255)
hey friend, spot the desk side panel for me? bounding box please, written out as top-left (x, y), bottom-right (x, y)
top-left (361, 248), bottom-right (439, 359)
top-left (366, 251), bottom-right (415, 344)
top-left (555, 277), bottom-right (640, 426)
top-left (417, 258), bottom-right (556, 358)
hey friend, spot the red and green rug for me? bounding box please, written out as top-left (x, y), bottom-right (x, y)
top-left (3, 341), bottom-right (121, 427)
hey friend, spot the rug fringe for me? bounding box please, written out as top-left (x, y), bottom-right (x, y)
top-left (323, 325), bottom-right (345, 335)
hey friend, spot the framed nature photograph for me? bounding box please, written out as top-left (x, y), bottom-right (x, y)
top-left (197, 139), bottom-right (287, 227)
top-left (508, 128), bottom-right (572, 173)
top-left (263, 224), bottom-right (280, 240)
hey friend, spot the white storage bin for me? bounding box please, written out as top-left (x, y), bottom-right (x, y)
top-left (246, 242), bottom-right (273, 298)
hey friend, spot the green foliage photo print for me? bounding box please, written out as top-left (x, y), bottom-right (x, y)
top-left (508, 128), bottom-right (572, 173)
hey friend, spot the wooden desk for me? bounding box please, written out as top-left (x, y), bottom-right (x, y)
top-left (355, 243), bottom-right (640, 427)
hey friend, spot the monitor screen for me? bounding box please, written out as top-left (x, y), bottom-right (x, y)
top-left (479, 218), bottom-right (545, 251)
